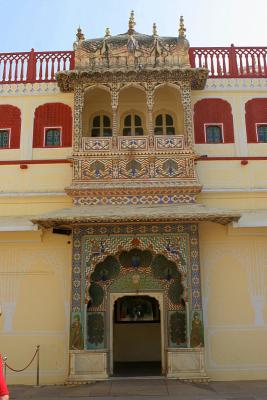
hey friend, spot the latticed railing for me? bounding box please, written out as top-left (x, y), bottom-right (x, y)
top-left (0, 46), bottom-right (266, 84)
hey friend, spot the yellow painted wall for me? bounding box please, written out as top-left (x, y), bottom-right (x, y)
top-left (0, 85), bottom-right (73, 161)
top-left (0, 79), bottom-right (267, 383)
top-left (199, 222), bottom-right (267, 380)
top-left (0, 230), bottom-right (72, 384)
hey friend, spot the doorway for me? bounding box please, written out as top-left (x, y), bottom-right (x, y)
top-left (112, 295), bottom-right (162, 377)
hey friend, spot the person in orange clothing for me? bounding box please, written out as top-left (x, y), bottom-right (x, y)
top-left (0, 355), bottom-right (9, 400)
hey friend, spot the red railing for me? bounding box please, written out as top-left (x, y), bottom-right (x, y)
top-left (190, 45), bottom-right (267, 78)
top-left (0, 46), bottom-right (266, 84)
top-left (0, 49), bottom-right (74, 84)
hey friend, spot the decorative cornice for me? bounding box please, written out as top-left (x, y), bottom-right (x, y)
top-left (56, 68), bottom-right (208, 92)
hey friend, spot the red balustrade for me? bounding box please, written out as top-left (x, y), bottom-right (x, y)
top-left (0, 49), bottom-right (74, 84)
top-left (189, 45), bottom-right (267, 78)
top-left (0, 46), bottom-right (266, 84)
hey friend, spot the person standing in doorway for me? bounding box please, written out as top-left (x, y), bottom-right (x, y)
top-left (0, 355), bottom-right (9, 400)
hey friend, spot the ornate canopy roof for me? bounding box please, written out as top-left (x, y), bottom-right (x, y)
top-left (78, 11), bottom-right (190, 57)
top-left (56, 12), bottom-right (208, 92)
top-left (31, 204), bottom-right (241, 229)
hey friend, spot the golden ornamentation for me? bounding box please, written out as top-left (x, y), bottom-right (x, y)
top-left (179, 16), bottom-right (186, 38)
top-left (105, 27), bottom-right (111, 38)
top-left (128, 10), bottom-right (136, 34)
top-left (76, 26), bottom-right (84, 42)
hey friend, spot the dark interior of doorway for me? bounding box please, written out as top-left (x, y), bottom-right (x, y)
top-left (113, 295), bottom-right (162, 377)
top-left (113, 361), bottom-right (161, 377)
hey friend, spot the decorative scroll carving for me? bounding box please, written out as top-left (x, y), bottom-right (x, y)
top-left (57, 69), bottom-right (208, 93)
top-left (82, 137), bottom-right (112, 152)
top-left (155, 136), bottom-right (184, 150)
top-left (118, 137), bottom-right (148, 151)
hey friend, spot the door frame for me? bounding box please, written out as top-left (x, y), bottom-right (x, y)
top-left (108, 291), bottom-right (166, 376)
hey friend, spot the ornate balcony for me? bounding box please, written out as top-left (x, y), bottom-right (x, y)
top-left (67, 135), bottom-right (201, 206)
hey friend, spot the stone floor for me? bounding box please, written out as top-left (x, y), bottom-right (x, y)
top-left (8, 379), bottom-right (267, 400)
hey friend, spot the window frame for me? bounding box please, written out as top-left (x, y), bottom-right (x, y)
top-left (0, 128), bottom-right (11, 149)
top-left (154, 112), bottom-right (176, 136)
top-left (204, 123), bottom-right (224, 144)
top-left (43, 126), bottom-right (62, 148)
top-left (256, 123), bottom-right (267, 143)
top-left (121, 112), bottom-right (144, 136)
top-left (89, 113), bottom-right (112, 137)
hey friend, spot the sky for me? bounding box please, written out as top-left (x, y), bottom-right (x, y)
top-left (1, 0), bottom-right (266, 52)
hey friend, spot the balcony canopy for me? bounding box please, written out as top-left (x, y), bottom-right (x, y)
top-left (31, 204), bottom-right (241, 229)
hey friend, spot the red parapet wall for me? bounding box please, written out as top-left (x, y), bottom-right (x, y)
top-left (0, 46), bottom-right (267, 84)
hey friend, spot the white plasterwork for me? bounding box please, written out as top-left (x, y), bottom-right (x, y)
top-left (204, 78), bottom-right (267, 91)
top-left (0, 82), bottom-right (60, 96)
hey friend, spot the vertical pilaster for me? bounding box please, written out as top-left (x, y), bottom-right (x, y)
top-left (19, 100), bottom-right (35, 160)
top-left (73, 83), bottom-right (84, 152)
top-left (111, 83), bottom-right (120, 136)
top-left (180, 80), bottom-right (194, 148)
top-left (146, 83), bottom-right (155, 148)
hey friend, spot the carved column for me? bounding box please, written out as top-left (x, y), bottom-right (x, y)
top-left (180, 80), bottom-right (194, 148)
top-left (73, 83), bottom-right (84, 152)
top-left (111, 83), bottom-right (120, 136)
top-left (146, 83), bottom-right (155, 147)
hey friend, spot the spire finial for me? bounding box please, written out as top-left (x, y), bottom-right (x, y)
top-left (152, 22), bottom-right (158, 37)
top-left (105, 27), bottom-right (111, 38)
top-left (76, 26), bottom-right (84, 41)
top-left (178, 16), bottom-right (186, 38)
top-left (128, 10), bottom-right (136, 34)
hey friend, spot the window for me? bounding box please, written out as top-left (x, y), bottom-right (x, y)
top-left (33, 103), bottom-right (72, 148)
top-left (122, 113), bottom-right (143, 136)
top-left (257, 124), bottom-right (267, 143)
top-left (91, 115), bottom-right (112, 137)
top-left (44, 128), bottom-right (61, 147)
top-left (0, 129), bottom-right (10, 148)
top-left (154, 114), bottom-right (175, 135)
top-left (205, 125), bottom-right (223, 143)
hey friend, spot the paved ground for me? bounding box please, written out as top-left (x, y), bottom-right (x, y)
top-left (8, 379), bottom-right (267, 400)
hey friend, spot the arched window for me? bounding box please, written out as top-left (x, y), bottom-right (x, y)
top-left (122, 113), bottom-right (143, 136)
top-left (0, 105), bottom-right (21, 149)
top-left (194, 99), bottom-right (234, 144)
top-left (33, 103), bottom-right (72, 148)
top-left (245, 99), bottom-right (267, 143)
top-left (91, 115), bottom-right (112, 137)
top-left (154, 114), bottom-right (175, 135)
